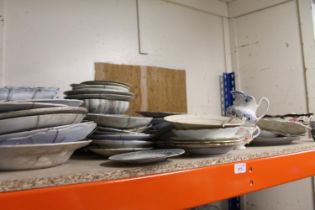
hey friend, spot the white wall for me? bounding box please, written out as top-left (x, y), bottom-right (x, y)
top-left (228, 0), bottom-right (314, 210)
top-left (3, 0), bottom-right (228, 115)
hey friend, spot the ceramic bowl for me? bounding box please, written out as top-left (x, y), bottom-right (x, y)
top-left (0, 86), bottom-right (59, 101)
top-left (86, 114), bottom-right (152, 129)
top-left (0, 140), bottom-right (92, 170)
top-left (81, 98), bottom-right (129, 114)
top-left (90, 132), bottom-right (151, 140)
top-left (64, 89), bottom-right (133, 96)
top-left (0, 107), bottom-right (87, 134)
top-left (0, 122), bottom-right (96, 145)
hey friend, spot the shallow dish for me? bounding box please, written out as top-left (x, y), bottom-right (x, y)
top-left (0, 140), bottom-right (92, 170)
top-left (0, 107), bottom-right (87, 134)
top-left (65, 93), bottom-right (132, 101)
top-left (258, 119), bottom-right (308, 136)
top-left (0, 86), bottom-right (59, 101)
top-left (89, 147), bottom-right (151, 157)
top-left (92, 140), bottom-right (152, 148)
top-left (164, 115), bottom-right (244, 129)
top-left (81, 98), bottom-right (129, 114)
top-left (81, 80), bottom-right (130, 89)
top-left (249, 136), bottom-right (299, 146)
top-left (90, 132), bottom-right (151, 140)
top-left (172, 127), bottom-right (241, 139)
top-left (0, 122), bottom-right (96, 145)
top-left (25, 99), bottom-right (83, 107)
top-left (86, 114), bottom-right (152, 129)
top-left (71, 84), bottom-right (130, 92)
top-left (109, 149), bottom-right (185, 164)
top-left (64, 89), bottom-right (133, 96)
top-left (0, 101), bottom-right (66, 113)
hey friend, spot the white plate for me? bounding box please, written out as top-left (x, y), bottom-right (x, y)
top-left (0, 140), bottom-right (92, 170)
top-left (0, 107), bottom-right (87, 134)
top-left (109, 149), bottom-right (185, 164)
top-left (0, 122), bottom-right (96, 145)
top-left (172, 127), bottom-right (241, 139)
top-left (86, 114), bottom-right (152, 129)
top-left (258, 119), bottom-right (308, 136)
top-left (164, 115), bottom-right (244, 129)
top-left (92, 140), bottom-right (152, 148)
top-left (89, 147), bottom-right (152, 157)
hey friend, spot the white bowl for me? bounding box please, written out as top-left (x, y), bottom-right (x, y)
top-left (173, 127), bottom-right (241, 139)
top-left (82, 98), bottom-right (129, 114)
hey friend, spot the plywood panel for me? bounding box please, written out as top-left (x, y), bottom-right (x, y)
top-left (95, 63), bottom-right (187, 115)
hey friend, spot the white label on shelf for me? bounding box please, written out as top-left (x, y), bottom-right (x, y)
top-left (234, 163), bottom-right (246, 174)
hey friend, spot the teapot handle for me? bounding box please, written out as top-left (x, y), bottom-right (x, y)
top-left (256, 97), bottom-right (270, 122)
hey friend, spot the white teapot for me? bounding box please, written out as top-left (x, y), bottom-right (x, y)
top-left (226, 91), bottom-right (270, 123)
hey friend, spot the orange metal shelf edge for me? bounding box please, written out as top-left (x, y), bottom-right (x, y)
top-left (1, 150), bottom-right (315, 210)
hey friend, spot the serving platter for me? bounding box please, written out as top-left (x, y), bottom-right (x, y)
top-left (0, 140), bottom-right (92, 170)
top-left (0, 122), bottom-right (96, 145)
top-left (92, 140), bottom-right (152, 148)
top-left (86, 114), bottom-right (152, 129)
top-left (164, 115), bottom-right (244, 129)
top-left (108, 149), bottom-right (185, 164)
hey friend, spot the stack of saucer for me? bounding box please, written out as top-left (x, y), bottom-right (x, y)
top-left (86, 114), bottom-right (153, 156)
top-left (64, 80), bottom-right (133, 114)
top-left (0, 87), bottom-right (95, 170)
top-left (164, 115), bottom-right (258, 155)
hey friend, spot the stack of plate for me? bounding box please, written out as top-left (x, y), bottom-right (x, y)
top-left (164, 115), bottom-right (253, 155)
top-left (250, 118), bottom-right (308, 146)
top-left (86, 113), bottom-right (153, 157)
top-left (64, 80), bottom-right (133, 114)
top-left (0, 87), bottom-right (95, 170)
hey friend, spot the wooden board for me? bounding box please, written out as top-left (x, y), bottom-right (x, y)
top-left (95, 63), bottom-right (187, 115)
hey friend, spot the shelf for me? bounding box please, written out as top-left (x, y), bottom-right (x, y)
top-left (1, 140), bottom-right (315, 210)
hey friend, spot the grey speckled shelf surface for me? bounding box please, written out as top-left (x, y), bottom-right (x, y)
top-left (1, 139), bottom-right (315, 193)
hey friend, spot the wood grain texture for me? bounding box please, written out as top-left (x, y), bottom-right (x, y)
top-left (95, 63), bottom-right (187, 115)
